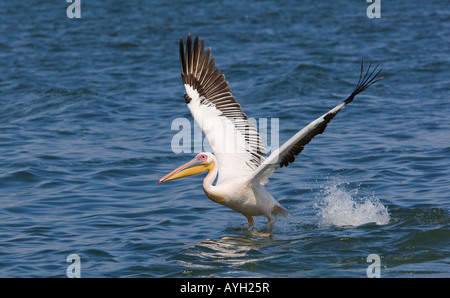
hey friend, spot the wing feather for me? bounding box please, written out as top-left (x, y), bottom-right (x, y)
top-left (250, 59), bottom-right (383, 185)
top-left (180, 34), bottom-right (266, 183)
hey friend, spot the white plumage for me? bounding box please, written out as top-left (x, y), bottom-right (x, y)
top-left (159, 35), bottom-right (383, 232)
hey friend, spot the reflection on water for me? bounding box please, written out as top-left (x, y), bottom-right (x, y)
top-left (176, 234), bottom-right (276, 276)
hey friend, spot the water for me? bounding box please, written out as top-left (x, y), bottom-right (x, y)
top-left (0, 0), bottom-right (449, 278)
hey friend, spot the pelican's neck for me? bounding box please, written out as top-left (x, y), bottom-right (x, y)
top-left (203, 161), bottom-right (218, 190)
top-left (202, 161), bottom-right (226, 205)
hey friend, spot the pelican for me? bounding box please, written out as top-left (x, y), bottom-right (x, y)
top-left (159, 35), bottom-right (383, 232)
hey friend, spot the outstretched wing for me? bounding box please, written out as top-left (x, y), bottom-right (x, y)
top-left (180, 34), bottom-right (266, 183)
top-left (249, 60), bottom-right (383, 185)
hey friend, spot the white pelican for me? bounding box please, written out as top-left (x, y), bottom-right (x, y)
top-left (159, 35), bottom-right (383, 232)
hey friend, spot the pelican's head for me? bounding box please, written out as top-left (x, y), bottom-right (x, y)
top-left (158, 152), bottom-right (215, 183)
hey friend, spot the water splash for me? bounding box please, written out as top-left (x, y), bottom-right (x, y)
top-left (315, 180), bottom-right (390, 228)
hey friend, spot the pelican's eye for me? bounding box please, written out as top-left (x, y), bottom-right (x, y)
top-left (198, 154), bottom-right (207, 161)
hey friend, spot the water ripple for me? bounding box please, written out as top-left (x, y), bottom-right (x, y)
top-left (0, 0), bottom-right (448, 278)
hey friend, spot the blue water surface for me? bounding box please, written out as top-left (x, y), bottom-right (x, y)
top-left (0, 0), bottom-right (449, 277)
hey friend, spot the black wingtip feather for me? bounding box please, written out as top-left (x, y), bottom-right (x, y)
top-left (179, 38), bottom-right (186, 77)
top-left (344, 59), bottom-right (383, 104)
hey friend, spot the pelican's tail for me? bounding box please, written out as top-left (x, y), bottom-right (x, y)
top-left (272, 204), bottom-right (291, 217)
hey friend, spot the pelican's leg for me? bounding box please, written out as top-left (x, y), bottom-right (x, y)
top-left (266, 216), bottom-right (274, 232)
top-left (246, 216), bottom-right (254, 229)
